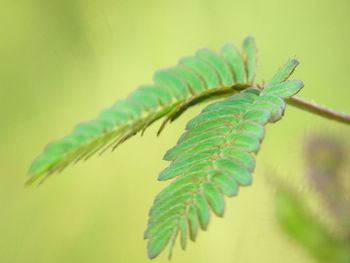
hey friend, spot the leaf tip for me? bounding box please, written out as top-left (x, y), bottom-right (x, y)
top-left (243, 35), bottom-right (255, 45)
top-left (157, 170), bottom-right (173, 181)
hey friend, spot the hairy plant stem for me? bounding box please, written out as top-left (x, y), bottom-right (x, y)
top-left (287, 97), bottom-right (350, 125)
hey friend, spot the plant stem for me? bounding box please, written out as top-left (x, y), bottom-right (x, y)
top-left (287, 97), bottom-right (350, 125)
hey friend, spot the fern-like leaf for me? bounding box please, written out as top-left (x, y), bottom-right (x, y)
top-left (275, 186), bottom-right (350, 263)
top-left (145, 59), bottom-right (304, 259)
top-left (28, 38), bottom-right (256, 185)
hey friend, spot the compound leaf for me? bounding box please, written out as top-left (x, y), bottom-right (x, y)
top-left (27, 36), bottom-right (307, 261)
top-left (145, 58), bottom-right (303, 259)
top-left (28, 38), bottom-right (253, 185)
top-left (275, 187), bottom-right (350, 263)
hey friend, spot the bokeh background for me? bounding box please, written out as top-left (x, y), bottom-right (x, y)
top-left (1, 0), bottom-right (349, 262)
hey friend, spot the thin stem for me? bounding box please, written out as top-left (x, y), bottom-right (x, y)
top-left (287, 97), bottom-right (350, 125)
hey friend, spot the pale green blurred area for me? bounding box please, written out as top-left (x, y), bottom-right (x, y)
top-left (1, 0), bottom-right (350, 262)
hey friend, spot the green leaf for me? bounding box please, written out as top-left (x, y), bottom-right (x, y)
top-left (196, 49), bottom-right (234, 87)
top-left (146, 56), bottom-right (303, 257)
top-left (275, 188), bottom-right (350, 263)
top-left (27, 38), bottom-right (255, 185)
top-left (242, 36), bottom-right (257, 84)
top-left (209, 170), bottom-right (239, 197)
top-left (153, 69), bottom-right (189, 100)
top-left (171, 67), bottom-right (205, 94)
top-left (187, 204), bottom-right (199, 241)
top-left (27, 36), bottom-right (307, 260)
top-left (178, 216), bottom-right (188, 250)
top-left (179, 56), bottom-right (220, 89)
top-left (193, 193), bottom-right (210, 230)
top-left (214, 159), bottom-right (252, 186)
top-left (263, 58), bottom-right (304, 98)
top-left (266, 58), bottom-right (299, 86)
top-left (147, 227), bottom-right (174, 259)
top-left (202, 182), bottom-right (225, 216)
top-left (221, 43), bottom-right (246, 84)
top-left (262, 80), bottom-right (304, 98)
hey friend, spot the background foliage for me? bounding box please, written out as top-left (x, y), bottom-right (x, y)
top-left (0, 0), bottom-right (349, 262)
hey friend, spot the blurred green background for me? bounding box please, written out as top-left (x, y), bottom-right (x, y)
top-left (1, 0), bottom-right (350, 262)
